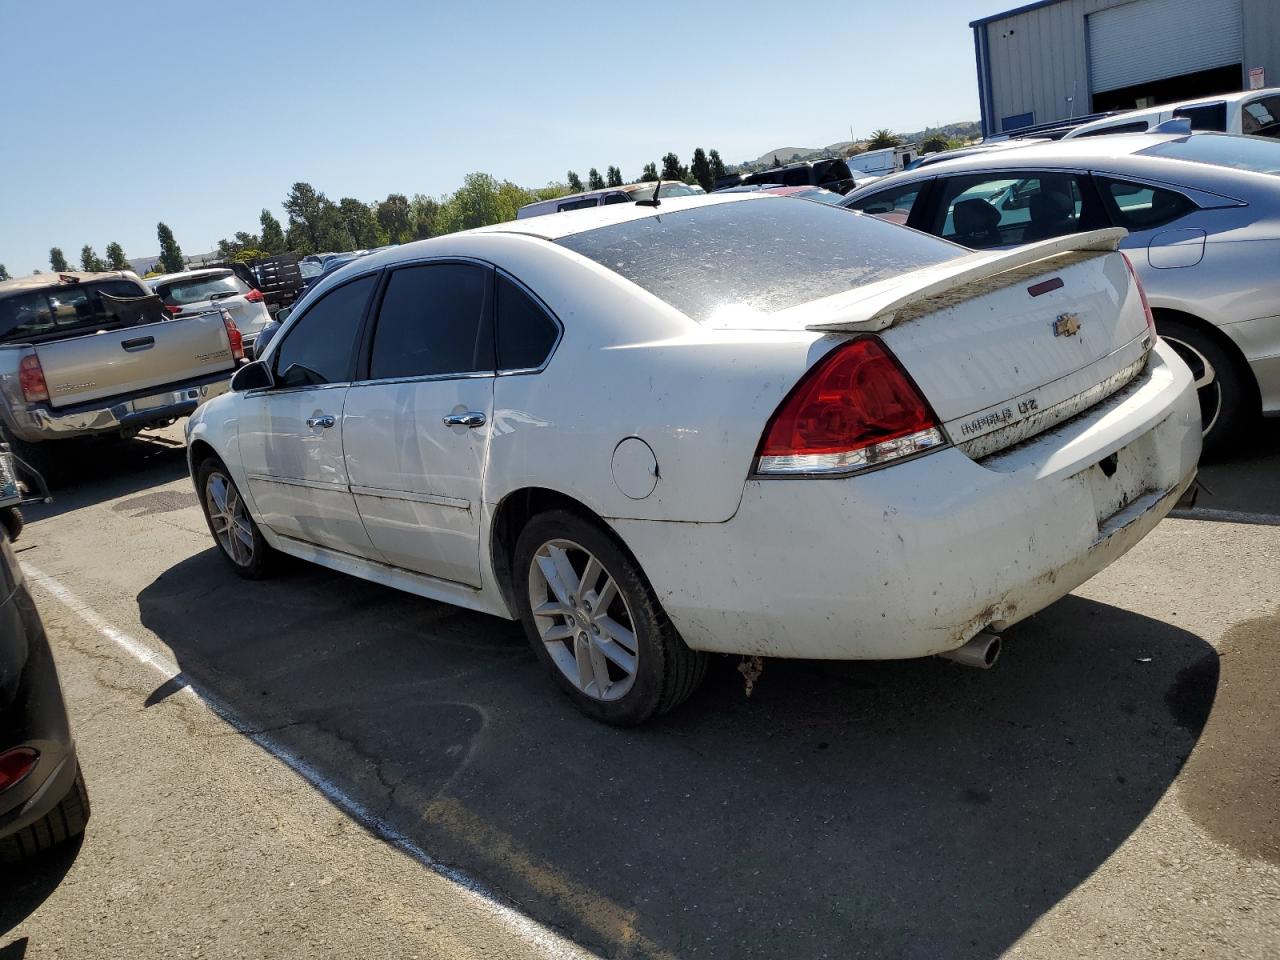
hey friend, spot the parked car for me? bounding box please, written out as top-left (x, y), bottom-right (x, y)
top-left (842, 130), bottom-right (1280, 453)
top-left (1063, 87), bottom-right (1280, 139)
top-left (0, 271), bottom-right (243, 474)
top-left (516, 181), bottom-right (704, 219)
top-left (714, 158), bottom-right (857, 195)
top-left (148, 268), bottom-right (274, 355)
top-left (0, 448), bottom-right (89, 863)
top-left (186, 193), bottom-right (1198, 725)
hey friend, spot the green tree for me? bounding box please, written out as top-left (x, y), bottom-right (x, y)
top-left (375, 193), bottom-right (413, 245)
top-left (282, 182), bottom-right (339, 254)
top-left (410, 194), bottom-right (442, 240)
top-left (661, 152), bottom-right (687, 182)
top-left (531, 183), bottom-right (571, 202)
top-left (689, 148), bottom-right (713, 192)
top-left (920, 134), bottom-right (948, 153)
top-left (0, 264), bottom-right (9, 281)
top-left (105, 241), bottom-right (128, 270)
top-left (606, 165), bottom-right (623, 187)
top-left (566, 170), bottom-right (584, 193)
top-left (640, 161), bottom-right (658, 182)
top-left (708, 149), bottom-right (727, 182)
top-left (772, 154), bottom-right (782, 168)
top-left (216, 231), bottom-right (262, 261)
top-left (156, 223), bottom-right (184, 272)
top-left (49, 247), bottom-right (69, 272)
top-left (259, 210), bottom-right (287, 254)
top-left (338, 197), bottom-right (381, 248)
top-left (80, 245), bottom-right (105, 271)
top-left (437, 173), bottom-right (527, 234)
top-left (587, 168), bottom-right (605, 190)
top-left (867, 129), bottom-right (901, 149)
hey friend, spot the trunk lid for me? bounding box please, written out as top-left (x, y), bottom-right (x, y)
top-left (790, 229), bottom-right (1153, 457)
top-left (36, 310), bottom-right (236, 408)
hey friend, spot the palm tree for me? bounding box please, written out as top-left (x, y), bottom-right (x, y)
top-left (867, 129), bottom-right (902, 149)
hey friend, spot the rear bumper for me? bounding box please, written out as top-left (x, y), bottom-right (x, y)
top-left (611, 341), bottom-right (1201, 660)
top-left (7, 371), bottom-right (233, 442)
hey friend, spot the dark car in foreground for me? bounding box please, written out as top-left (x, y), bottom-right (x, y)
top-left (0, 451), bottom-right (88, 862)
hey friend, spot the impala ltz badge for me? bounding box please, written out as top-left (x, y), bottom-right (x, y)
top-left (1053, 312), bottom-right (1081, 337)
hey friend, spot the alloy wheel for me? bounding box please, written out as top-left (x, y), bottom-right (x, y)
top-left (1162, 334), bottom-right (1221, 438)
top-left (205, 471), bottom-right (255, 567)
top-left (528, 538), bottom-right (639, 701)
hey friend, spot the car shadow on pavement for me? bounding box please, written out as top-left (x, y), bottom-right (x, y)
top-left (1175, 416), bottom-right (1280, 524)
top-left (0, 836), bottom-right (83, 938)
top-left (138, 551), bottom-right (1217, 960)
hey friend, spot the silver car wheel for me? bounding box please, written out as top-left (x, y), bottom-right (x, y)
top-left (1162, 334), bottom-right (1221, 438)
top-left (528, 538), bottom-right (638, 702)
top-left (205, 471), bottom-right (255, 567)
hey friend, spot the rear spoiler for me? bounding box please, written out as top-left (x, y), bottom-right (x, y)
top-left (805, 227), bottom-right (1128, 333)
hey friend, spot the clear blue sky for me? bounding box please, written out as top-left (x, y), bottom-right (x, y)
top-left (0, 0), bottom-right (997, 274)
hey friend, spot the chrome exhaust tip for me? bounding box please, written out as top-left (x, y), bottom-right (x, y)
top-left (937, 630), bottom-right (1002, 670)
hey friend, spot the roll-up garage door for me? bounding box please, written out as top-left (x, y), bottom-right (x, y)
top-left (1088, 0), bottom-right (1242, 94)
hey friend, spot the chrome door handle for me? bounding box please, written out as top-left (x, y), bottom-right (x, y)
top-left (306, 414), bottom-right (336, 429)
top-left (442, 411), bottom-right (486, 428)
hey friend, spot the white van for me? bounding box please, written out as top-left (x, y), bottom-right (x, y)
top-left (516, 181), bottom-right (704, 219)
top-left (1064, 87), bottom-right (1280, 139)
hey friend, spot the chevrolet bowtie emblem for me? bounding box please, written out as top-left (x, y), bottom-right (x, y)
top-left (1053, 312), bottom-right (1081, 337)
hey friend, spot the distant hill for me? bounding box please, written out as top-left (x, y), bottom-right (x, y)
top-left (736, 120), bottom-right (980, 173)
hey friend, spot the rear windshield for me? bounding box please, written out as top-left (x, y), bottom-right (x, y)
top-left (1141, 134), bottom-right (1280, 175)
top-left (155, 271), bottom-right (245, 305)
top-left (556, 198), bottom-right (958, 325)
top-left (0, 279), bottom-right (149, 343)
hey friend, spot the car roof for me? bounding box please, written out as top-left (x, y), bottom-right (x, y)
top-left (1070, 87), bottom-right (1280, 133)
top-left (477, 192), bottom-right (757, 241)
top-left (0, 270), bottom-right (139, 299)
top-left (148, 268), bottom-right (233, 284)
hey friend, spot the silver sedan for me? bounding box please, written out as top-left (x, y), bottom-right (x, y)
top-left (843, 131), bottom-right (1280, 454)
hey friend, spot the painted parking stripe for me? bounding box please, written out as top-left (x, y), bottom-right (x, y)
top-left (21, 562), bottom-right (595, 960)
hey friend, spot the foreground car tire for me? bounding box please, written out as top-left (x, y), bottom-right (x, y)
top-left (196, 457), bottom-right (277, 579)
top-left (514, 510), bottom-right (707, 726)
top-left (0, 764), bottom-right (90, 864)
top-left (1157, 317), bottom-right (1252, 456)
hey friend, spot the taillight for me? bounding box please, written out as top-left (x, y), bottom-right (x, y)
top-left (244, 288), bottom-right (264, 303)
top-left (756, 337), bottom-right (946, 476)
top-left (1121, 252), bottom-right (1157, 342)
top-left (0, 747), bottom-right (38, 792)
top-left (164, 303), bottom-right (182, 316)
top-left (19, 354), bottom-right (49, 403)
top-left (222, 311), bottom-right (245, 362)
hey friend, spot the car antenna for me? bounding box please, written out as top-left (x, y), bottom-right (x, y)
top-left (636, 178), bottom-right (662, 207)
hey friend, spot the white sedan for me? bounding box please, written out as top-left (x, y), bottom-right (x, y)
top-left (185, 194), bottom-right (1201, 725)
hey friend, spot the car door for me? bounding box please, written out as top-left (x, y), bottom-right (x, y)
top-left (342, 260), bottom-right (495, 586)
top-left (238, 272), bottom-right (380, 556)
top-left (923, 170), bottom-right (1105, 249)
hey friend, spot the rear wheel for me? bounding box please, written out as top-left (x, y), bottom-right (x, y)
top-left (514, 510), bottom-right (707, 726)
top-left (1157, 317), bottom-right (1253, 457)
top-left (0, 764), bottom-right (90, 864)
top-left (196, 457), bottom-right (277, 579)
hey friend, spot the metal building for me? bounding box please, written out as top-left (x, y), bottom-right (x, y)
top-left (971, 0), bottom-right (1280, 136)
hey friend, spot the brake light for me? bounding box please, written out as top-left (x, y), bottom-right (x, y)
top-left (164, 303), bottom-right (182, 316)
top-left (222, 311), bottom-right (245, 362)
top-left (756, 337), bottom-right (946, 475)
top-left (244, 288), bottom-right (264, 303)
top-left (0, 747), bottom-right (38, 792)
top-left (1121, 252), bottom-right (1157, 341)
top-left (19, 354), bottom-right (49, 403)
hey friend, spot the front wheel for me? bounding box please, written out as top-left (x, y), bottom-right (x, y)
top-left (514, 510), bottom-right (707, 726)
top-left (1157, 317), bottom-right (1253, 457)
top-left (196, 457), bottom-right (277, 579)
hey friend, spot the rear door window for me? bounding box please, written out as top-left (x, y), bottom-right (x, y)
top-left (274, 274), bottom-right (377, 387)
top-left (1097, 177), bottom-right (1196, 231)
top-left (845, 182), bottom-right (927, 225)
top-left (930, 172), bottom-right (1093, 248)
top-left (496, 274), bottom-right (559, 371)
top-left (368, 262), bottom-right (492, 380)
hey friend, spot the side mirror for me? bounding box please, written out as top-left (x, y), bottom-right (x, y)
top-left (231, 360), bottom-right (273, 392)
top-left (276, 306), bottom-right (292, 323)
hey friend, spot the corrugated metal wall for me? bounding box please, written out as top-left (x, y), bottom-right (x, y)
top-left (977, 0), bottom-right (1280, 135)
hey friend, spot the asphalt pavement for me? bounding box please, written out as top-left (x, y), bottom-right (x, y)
top-left (1, 422), bottom-right (1277, 959)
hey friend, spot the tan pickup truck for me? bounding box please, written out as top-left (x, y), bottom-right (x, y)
top-left (0, 271), bottom-right (242, 471)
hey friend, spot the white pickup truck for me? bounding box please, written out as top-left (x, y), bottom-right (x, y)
top-left (0, 271), bottom-right (242, 472)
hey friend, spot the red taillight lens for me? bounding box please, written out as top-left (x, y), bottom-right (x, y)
top-left (222, 312), bottom-right (245, 362)
top-left (164, 303), bottom-right (182, 316)
top-left (19, 354), bottom-right (49, 403)
top-left (1121, 252), bottom-right (1156, 341)
top-left (0, 747), bottom-right (39, 792)
top-left (756, 337), bottom-right (945, 475)
top-left (244, 288), bottom-right (264, 303)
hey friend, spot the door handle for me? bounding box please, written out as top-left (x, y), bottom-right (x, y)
top-left (121, 336), bottom-right (155, 351)
top-left (306, 414), bottom-right (336, 429)
top-left (442, 411), bottom-right (486, 428)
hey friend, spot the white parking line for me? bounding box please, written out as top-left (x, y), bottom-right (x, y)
top-left (21, 561), bottom-right (592, 960)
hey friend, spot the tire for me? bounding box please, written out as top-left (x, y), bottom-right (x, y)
top-left (0, 764), bottom-right (90, 864)
top-left (0, 426), bottom-right (59, 489)
top-left (1, 506), bottom-right (24, 542)
top-left (1157, 317), bottom-right (1254, 457)
top-left (196, 457), bottom-right (278, 579)
top-left (514, 509), bottom-right (707, 726)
